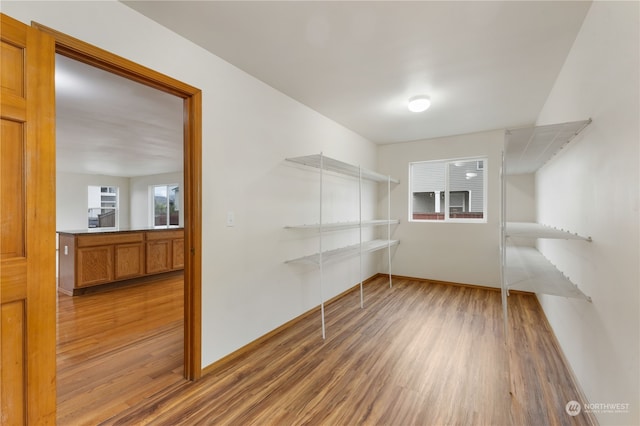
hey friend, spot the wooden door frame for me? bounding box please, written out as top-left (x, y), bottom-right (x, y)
top-left (32, 23), bottom-right (202, 380)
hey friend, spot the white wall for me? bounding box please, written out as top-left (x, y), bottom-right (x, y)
top-left (377, 129), bottom-right (503, 287)
top-left (130, 171), bottom-right (183, 228)
top-left (56, 172), bottom-right (130, 231)
top-left (535, 2), bottom-right (639, 424)
top-left (57, 171), bottom-right (184, 232)
top-left (3, 0), bottom-right (379, 367)
top-left (505, 174), bottom-right (535, 222)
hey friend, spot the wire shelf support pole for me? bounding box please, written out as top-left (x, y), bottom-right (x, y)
top-left (388, 176), bottom-right (393, 288)
top-left (359, 166), bottom-right (364, 309)
top-left (319, 153), bottom-right (326, 339)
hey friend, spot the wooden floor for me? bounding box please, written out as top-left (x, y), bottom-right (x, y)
top-left (57, 274), bottom-right (596, 426)
top-left (56, 274), bottom-right (186, 425)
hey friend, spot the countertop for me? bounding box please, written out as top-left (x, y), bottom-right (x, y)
top-left (57, 227), bottom-right (183, 235)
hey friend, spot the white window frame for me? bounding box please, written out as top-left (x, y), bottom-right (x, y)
top-left (150, 183), bottom-right (180, 228)
top-left (87, 185), bottom-right (119, 230)
top-left (409, 157), bottom-right (488, 223)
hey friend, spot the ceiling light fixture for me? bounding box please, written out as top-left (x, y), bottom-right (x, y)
top-left (408, 95), bottom-right (431, 112)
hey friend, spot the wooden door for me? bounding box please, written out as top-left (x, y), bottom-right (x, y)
top-left (1, 13), bottom-right (56, 425)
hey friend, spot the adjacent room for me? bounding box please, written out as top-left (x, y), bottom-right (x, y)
top-left (53, 53), bottom-right (188, 423)
top-left (1, 1), bottom-right (637, 425)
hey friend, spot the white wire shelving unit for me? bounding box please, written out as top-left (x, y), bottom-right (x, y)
top-left (505, 222), bottom-right (592, 241)
top-left (285, 239), bottom-right (400, 265)
top-left (500, 119), bottom-right (593, 394)
top-left (284, 153), bottom-right (400, 339)
top-left (284, 219), bottom-right (399, 232)
top-left (504, 222), bottom-right (592, 301)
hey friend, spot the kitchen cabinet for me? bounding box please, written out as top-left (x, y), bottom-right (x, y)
top-left (58, 228), bottom-right (184, 295)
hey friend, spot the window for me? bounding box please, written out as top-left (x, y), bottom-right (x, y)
top-left (410, 158), bottom-right (486, 222)
top-left (152, 184), bottom-right (180, 227)
top-left (88, 185), bottom-right (118, 228)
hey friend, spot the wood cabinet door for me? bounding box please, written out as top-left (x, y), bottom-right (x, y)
top-left (115, 243), bottom-right (145, 280)
top-left (172, 238), bottom-right (185, 270)
top-left (1, 13), bottom-right (56, 425)
top-left (77, 246), bottom-right (114, 287)
top-left (146, 240), bottom-right (171, 274)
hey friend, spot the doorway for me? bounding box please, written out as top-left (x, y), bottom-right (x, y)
top-left (32, 22), bottom-right (202, 384)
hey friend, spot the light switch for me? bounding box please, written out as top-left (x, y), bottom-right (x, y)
top-left (64, 245), bottom-right (68, 255)
top-left (226, 211), bottom-right (235, 227)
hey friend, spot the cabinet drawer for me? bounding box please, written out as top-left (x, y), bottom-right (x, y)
top-left (146, 230), bottom-right (184, 241)
top-left (77, 232), bottom-right (144, 247)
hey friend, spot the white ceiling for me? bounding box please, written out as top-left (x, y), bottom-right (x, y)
top-left (122, 0), bottom-right (591, 144)
top-left (58, 1), bottom-right (592, 177)
top-left (56, 54), bottom-right (183, 177)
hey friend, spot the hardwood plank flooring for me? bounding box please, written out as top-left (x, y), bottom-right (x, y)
top-left (56, 274), bottom-right (186, 426)
top-left (68, 275), bottom-right (596, 426)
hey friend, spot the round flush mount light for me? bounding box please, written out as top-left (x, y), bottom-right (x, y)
top-left (408, 95), bottom-right (431, 112)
